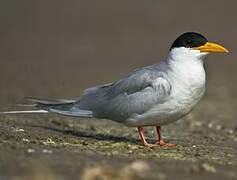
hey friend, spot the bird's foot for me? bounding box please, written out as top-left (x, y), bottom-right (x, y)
top-left (156, 140), bottom-right (175, 147)
top-left (143, 143), bottom-right (159, 148)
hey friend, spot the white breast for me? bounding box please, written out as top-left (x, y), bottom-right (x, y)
top-left (127, 48), bottom-right (207, 126)
top-left (165, 49), bottom-right (206, 122)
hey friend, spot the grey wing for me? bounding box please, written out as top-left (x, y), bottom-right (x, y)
top-left (75, 67), bottom-right (172, 121)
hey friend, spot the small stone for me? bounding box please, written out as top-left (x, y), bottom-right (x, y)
top-left (129, 160), bottom-right (151, 172)
top-left (201, 163), bottom-right (216, 173)
top-left (42, 149), bottom-right (53, 154)
top-left (227, 129), bottom-right (234, 135)
top-left (81, 167), bottom-right (112, 180)
top-left (208, 123), bottom-right (213, 129)
top-left (215, 125), bottom-right (222, 131)
top-left (193, 121), bottom-right (203, 127)
top-left (22, 138), bottom-right (29, 142)
top-left (27, 149), bottom-right (35, 153)
top-left (16, 128), bottom-right (25, 132)
top-left (43, 138), bottom-right (56, 145)
top-left (120, 160), bottom-right (152, 179)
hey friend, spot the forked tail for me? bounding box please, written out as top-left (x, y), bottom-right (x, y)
top-left (0, 97), bottom-right (93, 118)
top-left (0, 110), bottom-right (48, 114)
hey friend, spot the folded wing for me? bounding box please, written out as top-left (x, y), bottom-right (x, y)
top-left (75, 66), bottom-right (172, 122)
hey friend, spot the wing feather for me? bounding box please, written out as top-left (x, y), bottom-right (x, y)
top-left (76, 65), bottom-right (172, 121)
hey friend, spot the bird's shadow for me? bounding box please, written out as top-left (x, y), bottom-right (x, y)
top-left (25, 124), bottom-right (141, 145)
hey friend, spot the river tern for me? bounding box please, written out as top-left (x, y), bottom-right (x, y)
top-left (1, 32), bottom-right (228, 147)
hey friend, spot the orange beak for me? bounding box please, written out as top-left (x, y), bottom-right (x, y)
top-left (195, 42), bottom-right (229, 53)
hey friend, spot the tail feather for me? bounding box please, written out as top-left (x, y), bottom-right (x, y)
top-left (0, 110), bottom-right (48, 114)
top-left (49, 108), bottom-right (93, 118)
top-left (0, 97), bottom-right (94, 118)
top-left (27, 97), bottom-right (76, 105)
top-left (16, 104), bottom-right (36, 107)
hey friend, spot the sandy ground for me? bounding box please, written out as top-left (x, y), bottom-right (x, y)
top-left (0, 93), bottom-right (237, 180)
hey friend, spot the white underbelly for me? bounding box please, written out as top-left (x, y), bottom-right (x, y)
top-left (125, 58), bottom-right (206, 127)
top-left (125, 86), bottom-right (205, 127)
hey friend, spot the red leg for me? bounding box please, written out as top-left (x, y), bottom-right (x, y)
top-left (155, 126), bottom-right (175, 147)
top-left (137, 127), bottom-right (157, 148)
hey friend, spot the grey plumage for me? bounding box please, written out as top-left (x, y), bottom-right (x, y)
top-left (1, 47), bottom-right (207, 129)
top-left (75, 62), bottom-right (172, 122)
top-left (19, 42), bottom-right (208, 127)
top-left (28, 62), bottom-right (173, 124)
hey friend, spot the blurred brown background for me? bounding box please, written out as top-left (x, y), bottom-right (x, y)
top-left (0, 0), bottom-right (236, 109)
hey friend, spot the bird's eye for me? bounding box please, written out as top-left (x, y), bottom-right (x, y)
top-left (186, 39), bottom-right (193, 44)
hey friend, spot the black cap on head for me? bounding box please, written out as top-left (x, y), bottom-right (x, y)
top-left (170, 32), bottom-right (208, 50)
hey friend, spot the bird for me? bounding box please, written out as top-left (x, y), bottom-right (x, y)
top-left (1, 32), bottom-right (228, 147)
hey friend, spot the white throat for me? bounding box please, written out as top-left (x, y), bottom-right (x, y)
top-left (166, 47), bottom-right (207, 92)
top-left (168, 47), bottom-right (209, 63)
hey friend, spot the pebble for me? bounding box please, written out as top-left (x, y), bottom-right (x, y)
top-left (121, 160), bottom-right (154, 179)
top-left (227, 129), bottom-right (234, 135)
top-left (201, 163), bottom-right (216, 173)
top-left (43, 138), bottom-right (56, 145)
top-left (27, 149), bottom-right (35, 153)
top-left (215, 125), bottom-right (223, 131)
top-left (42, 149), bottom-right (53, 154)
top-left (192, 121), bottom-right (203, 127)
top-left (208, 123), bottom-right (213, 129)
top-left (15, 128), bottom-right (25, 132)
top-left (22, 138), bottom-right (29, 142)
top-left (129, 160), bottom-right (151, 172)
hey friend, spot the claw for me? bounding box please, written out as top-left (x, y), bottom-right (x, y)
top-left (156, 140), bottom-right (176, 147)
top-left (143, 142), bottom-right (159, 148)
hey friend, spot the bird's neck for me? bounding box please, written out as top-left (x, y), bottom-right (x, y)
top-left (166, 48), bottom-right (208, 72)
top-left (165, 48), bottom-right (207, 88)
top-left (167, 47), bottom-right (208, 64)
